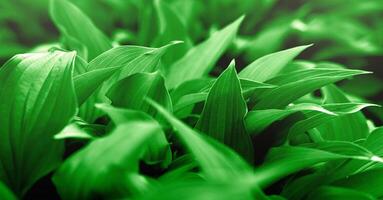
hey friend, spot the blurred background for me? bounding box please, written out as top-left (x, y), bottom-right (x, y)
top-left (1, 0), bottom-right (383, 117)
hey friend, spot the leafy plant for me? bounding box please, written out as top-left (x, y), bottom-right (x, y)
top-left (0, 0), bottom-right (383, 199)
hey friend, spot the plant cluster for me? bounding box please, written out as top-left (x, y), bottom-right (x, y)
top-left (0, 0), bottom-right (383, 199)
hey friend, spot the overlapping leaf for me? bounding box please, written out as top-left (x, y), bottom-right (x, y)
top-left (148, 99), bottom-right (254, 182)
top-left (253, 141), bottom-right (383, 188)
top-left (53, 121), bottom-right (160, 200)
top-left (307, 186), bottom-right (375, 200)
top-left (245, 103), bottom-right (336, 134)
top-left (78, 42), bottom-right (179, 122)
top-left (254, 68), bottom-right (370, 109)
top-left (317, 85), bottom-right (371, 141)
top-left (288, 102), bottom-right (377, 141)
top-left (106, 71), bottom-right (172, 115)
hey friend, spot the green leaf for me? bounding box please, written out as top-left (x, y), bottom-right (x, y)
top-left (0, 182), bottom-right (16, 200)
top-left (97, 104), bottom-right (172, 167)
top-left (333, 167), bottom-right (383, 198)
top-left (73, 66), bottom-right (120, 105)
top-left (307, 186), bottom-right (375, 200)
top-left (53, 121), bottom-right (160, 200)
top-left (171, 78), bottom-right (213, 104)
top-left (288, 103), bottom-right (377, 140)
top-left (152, 0), bottom-right (192, 64)
top-left (87, 45), bottom-right (154, 71)
top-left (137, 179), bottom-right (255, 200)
top-left (0, 51), bottom-right (77, 195)
top-left (317, 84), bottom-right (371, 141)
top-left (239, 45), bottom-right (311, 82)
top-left (106, 71), bottom-right (172, 115)
top-left (54, 123), bottom-right (95, 140)
top-left (147, 99), bottom-right (254, 182)
top-left (300, 141), bottom-right (378, 159)
top-left (196, 61), bottom-right (254, 163)
top-left (50, 0), bottom-right (112, 60)
top-left (79, 42), bottom-right (179, 122)
top-left (166, 16), bottom-right (244, 88)
top-left (245, 103), bottom-right (336, 134)
top-left (253, 141), bottom-right (383, 188)
top-left (282, 127), bottom-right (383, 200)
top-left (254, 68), bottom-right (370, 109)
top-left (173, 79), bottom-right (274, 114)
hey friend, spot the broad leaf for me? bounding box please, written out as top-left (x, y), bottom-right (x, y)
top-left (0, 51), bottom-right (77, 195)
top-left (166, 16), bottom-right (244, 88)
top-left (173, 79), bottom-right (274, 113)
top-left (282, 128), bottom-right (383, 200)
top-left (79, 42), bottom-right (179, 122)
top-left (152, 0), bottom-right (192, 64)
top-left (245, 103), bottom-right (336, 134)
top-left (253, 141), bottom-right (383, 188)
top-left (73, 67), bottom-right (120, 105)
top-left (50, 0), bottom-right (112, 60)
top-left (254, 68), bottom-right (370, 109)
top-left (196, 61), bottom-right (254, 163)
top-left (317, 84), bottom-right (371, 141)
top-left (137, 179), bottom-right (256, 200)
top-left (106, 71), bottom-right (172, 115)
top-left (288, 103), bottom-right (377, 140)
top-left (333, 167), bottom-right (383, 198)
top-left (307, 186), bottom-right (375, 200)
top-left (53, 121), bottom-right (160, 200)
top-left (239, 45), bottom-right (311, 82)
top-left (147, 99), bottom-right (254, 182)
top-left (97, 104), bottom-right (172, 167)
top-left (0, 182), bottom-right (16, 200)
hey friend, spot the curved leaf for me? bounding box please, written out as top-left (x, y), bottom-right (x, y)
top-left (245, 103), bottom-right (336, 134)
top-left (255, 68), bottom-right (370, 109)
top-left (166, 16), bottom-right (244, 88)
top-left (253, 142), bottom-right (383, 188)
top-left (288, 103), bottom-right (377, 140)
top-left (97, 104), bottom-right (171, 167)
top-left (152, 0), bottom-right (192, 64)
top-left (79, 42), bottom-right (179, 122)
top-left (317, 84), bottom-right (371, 141)
top-left (53, 121), bottom-right (160, 200)
top-left (73, 67), bottom-right (120, 105)
top-left (0, 51), bottom-right (77, 195)
top-left (333, 167), bottom-right (383, 198)
top-left (0, 182), bottom-right (16, 200)
top-left (106, 71), bottom-right (172, 115)
top-left (147, 99), bottom-right (254, 182)
top-left (239, 45), bottom-right (311, 82)
top-left (50, 0), bottom-right (112, 60)
top-left (307, 186), bottom-right (375, 200)
top-left (196, 62), bottom-right (254, 163)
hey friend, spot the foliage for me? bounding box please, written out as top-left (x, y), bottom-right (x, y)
top-left (0, 0), bottom-right (383, 199)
